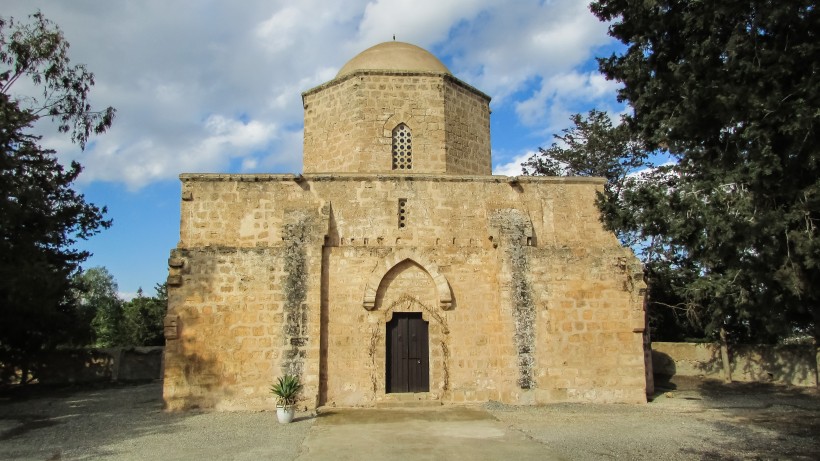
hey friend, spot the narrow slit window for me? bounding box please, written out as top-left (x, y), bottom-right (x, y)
top-left (398, 199), bottom-right (407, 229)
top-left (392, 123), bottom-right (412, 170)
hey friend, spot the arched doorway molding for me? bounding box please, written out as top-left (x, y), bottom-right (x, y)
top-left (362, 250), bottom-right (453, 310)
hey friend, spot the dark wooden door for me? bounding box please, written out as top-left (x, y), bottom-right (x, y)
top-left (386, 313), bottom-right (429, 393)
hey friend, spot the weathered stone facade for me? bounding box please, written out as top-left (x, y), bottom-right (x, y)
top-left (163, 42), bottom-right (647, 410)
top-left (303, 72), bottom-right (490, 174)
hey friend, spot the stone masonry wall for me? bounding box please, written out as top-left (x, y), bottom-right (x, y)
top-left (302, 72), bottom-right (490, 175)
top-left (302, 76), bottom-right (364, 173)
top-left (529, 248), bottom-right (647, 403)
top-left (652, 342), bottom-right (818, 387)
top-left (1, 347), bottom-right (163, 386)
top-left (165, 248), bottom-right (287, 410)
top-left (443, 80), bottom-right (491, 175)
top-left (164, 174), bottom-right (647, 409)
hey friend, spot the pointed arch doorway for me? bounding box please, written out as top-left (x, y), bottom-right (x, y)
top-left (386, 312), bottom-right (429, 393)
top-left (366, 252), bottom-right (451, 396)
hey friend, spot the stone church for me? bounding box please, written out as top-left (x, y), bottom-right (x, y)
top-left (162, 41), bottom-right (648, 410)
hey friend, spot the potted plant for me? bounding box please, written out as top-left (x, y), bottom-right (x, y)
top-left (271, 374), bottom-right (302, 423)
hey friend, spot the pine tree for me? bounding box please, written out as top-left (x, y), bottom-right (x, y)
top-left (588, 0), bottom-right (819, 342)
top-left (0, 12), bottom-right (114, 378)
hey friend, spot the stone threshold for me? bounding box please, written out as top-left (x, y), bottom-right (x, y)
top-left (374, 392), bottom-right (442, 408)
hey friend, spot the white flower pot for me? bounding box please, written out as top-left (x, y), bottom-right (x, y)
top-left (276, 405), bottom-right (295, 424)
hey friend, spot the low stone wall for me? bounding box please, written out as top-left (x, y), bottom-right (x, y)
top-left (652, 342), bottom-right (818, 387)
top-left (2, 347), bottom-right (164, 385)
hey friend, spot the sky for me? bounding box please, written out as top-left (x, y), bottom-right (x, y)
top-left (4, 0), bottom-right (626, 299)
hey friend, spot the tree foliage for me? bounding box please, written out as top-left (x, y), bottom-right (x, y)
top-left (523, 110), bottom-right (646, 181)
top-left (585, 0), bottom-right (818, 342)
top-left (0, 12), bottom-right (115, 372)
top-left (75, 267), bottom-right (123, 347)
top-left (0, 12), bottom-right (115, 148)
top-left (73, 268), bottom-right (166, 347)
top-left (522, 109), bottom-right (650, 247)
top-left (121, 284), bottom-right (166, 347)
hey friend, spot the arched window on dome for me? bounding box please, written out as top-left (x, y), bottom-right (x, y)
top-left (392, 123), bottom-right (412, 170)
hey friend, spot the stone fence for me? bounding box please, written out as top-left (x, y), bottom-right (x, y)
top-left (8, 343), bottom-right (817, 389)
top-left (1, 347), bottom-right (164, 386)
top-left (652, 342), bottom-right (819, 387)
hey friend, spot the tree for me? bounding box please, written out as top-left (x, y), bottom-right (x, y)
top-left (0, 12), bottom-right (115, 378)
top-left (588, 0), bottom-right (819, 343)
top-left (72, 269), bottom-right (166, 348)
top-left (122, 284), bottom-right (166, 347)
top-left (74, 267), bottom-right (124, 347)
top-left (522, 109), bottom-right (650, 247)
top-left (0, 12), bottom-right (115, 148)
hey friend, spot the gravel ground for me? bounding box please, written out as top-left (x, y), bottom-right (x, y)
top-left (487, 377), bottom-right (820, 460)
top-left (0, 382), bottom-right (310, 460)
top-left (0, 377), bottom-right (818, 460)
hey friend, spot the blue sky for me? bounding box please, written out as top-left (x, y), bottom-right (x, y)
top-left (5, 0), bottom-right (626, 298)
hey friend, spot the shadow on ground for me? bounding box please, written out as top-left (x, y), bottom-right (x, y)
top-left (2, 378), bottom-right (819, 461)
top-left (654, 375), bottom-right (820, 460)
top-left (0, 382), bottom-right (182, 459)
top-left (0, 381), bottom-right (312, 460)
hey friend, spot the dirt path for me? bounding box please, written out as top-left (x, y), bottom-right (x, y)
top-left (0, 378), bottom-right (817, 460)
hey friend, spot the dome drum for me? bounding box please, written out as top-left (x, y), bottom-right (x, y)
top-left (302, 42), bottom-right (491, 175)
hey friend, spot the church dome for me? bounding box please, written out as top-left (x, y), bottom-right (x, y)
top-left (336, 41), bottom-right (451, 78)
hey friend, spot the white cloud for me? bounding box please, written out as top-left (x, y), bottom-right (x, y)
top-left (259, 129), bottom-right (304, 172)
top-left (441, 0), bottom-right (613, 102)
top-left (492, 150), bottom-right (538, 176)
top-left (4, 0), bottom-right (621, 189)
top-left (515, 71), bottom-right (622, 130)
top-left (241, 158), bottom-right (259, 171)
top-left (71, 115), bottom-right (284, 189)
top-left (355, 0), bottom-right (494, 48)
top-left (255, 6), bottom-right (303, 52)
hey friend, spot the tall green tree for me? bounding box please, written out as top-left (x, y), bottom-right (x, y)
top-left (588, 0), bottom-right (819, 342)
top-left (0, 12), bottom-right (114, 377)
top-left (74, 267), bottom-right (124, 347)
top-left (122, 283), bottom-right (166, 347)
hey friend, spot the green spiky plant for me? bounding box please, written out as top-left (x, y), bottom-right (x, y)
top-left (271, 374), bottom-right (303, 407)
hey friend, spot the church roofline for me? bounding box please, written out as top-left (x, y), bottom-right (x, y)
top-left (178, 172), bottom-right (606, 185)
top-left (301, 70), bottom-right (491, 105)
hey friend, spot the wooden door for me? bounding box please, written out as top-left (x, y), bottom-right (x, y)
top-left (386, 313), bottom-right (429, 393)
